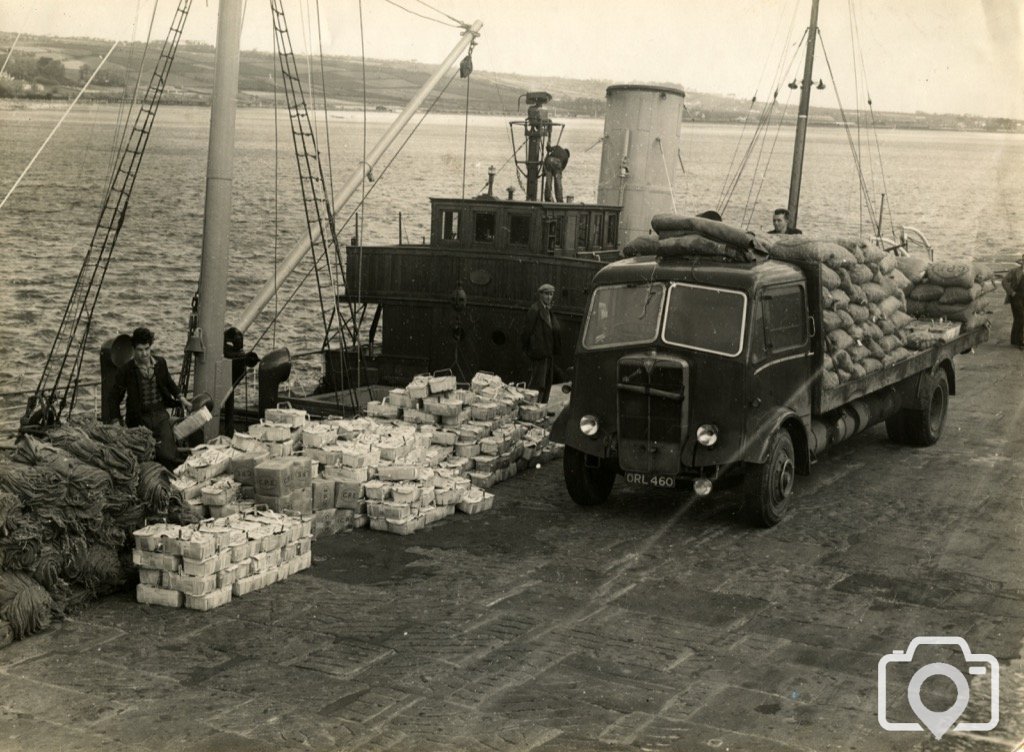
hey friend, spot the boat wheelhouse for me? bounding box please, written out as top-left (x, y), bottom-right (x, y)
top-left (337, 194), bottom-right (622, 389)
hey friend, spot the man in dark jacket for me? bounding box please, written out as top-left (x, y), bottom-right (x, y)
top-left (1003, 255), bottom-right (1024, 349)
top-left (522, 283), bottom-right (562, 402)
top-left (543, 145), bottom-right (570, 203)
top-left (109, 327), bottom-right (190, 469)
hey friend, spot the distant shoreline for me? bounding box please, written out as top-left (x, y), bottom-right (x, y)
top-left (3, 98), bottom-right (1022, 136)
top-left (2, 30), bottom-right (1021, 134)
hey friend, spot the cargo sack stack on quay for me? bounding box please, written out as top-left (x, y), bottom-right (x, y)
top-left (133, 509), bottom-right (312, 611)
top-left (902, 257), bottom-right (998, 332)
top-left (764, 236), bottom-right (998, 387)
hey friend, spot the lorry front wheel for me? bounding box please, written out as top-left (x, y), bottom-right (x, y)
top-left (904, 370), bottom-right (949, 447)
top-left (744, 429), bottom-right (795, 527)
top-left (563, 446), bottom-right (616, 506)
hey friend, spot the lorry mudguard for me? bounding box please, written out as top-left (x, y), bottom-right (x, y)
top-left (743, 407), bottom-right (809, 472)
top-left (549, 405), bottom-right (570, 445)
top-left (916, 359), bottom-right (956, 405)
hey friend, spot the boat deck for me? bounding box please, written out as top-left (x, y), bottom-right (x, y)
top-left (1, 306), bottom-right (1021, 751)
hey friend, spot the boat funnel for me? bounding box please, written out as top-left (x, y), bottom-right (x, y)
top-left (597, 85), bottom-right (687, 244)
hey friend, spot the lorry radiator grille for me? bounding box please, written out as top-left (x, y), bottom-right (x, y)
top-left (616, 357), bottom-right (688, 474)
top-left (619, 394), bottom-right (679, 443)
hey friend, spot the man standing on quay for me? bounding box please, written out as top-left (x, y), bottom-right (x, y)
top-left (522, 283), bottom-right (561, 403)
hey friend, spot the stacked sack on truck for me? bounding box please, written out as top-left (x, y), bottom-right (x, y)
top-left (625, 217), bottom-right (996, 390)
top-left (898, 256), bottom-right (997, 333)
top-left (132, 509), bottom-right (312, 611)
top-left (764, 236), bottom-right (923, 389)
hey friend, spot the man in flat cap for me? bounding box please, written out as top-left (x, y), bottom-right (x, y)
top-left (522, 283), bottom-right (562, 402)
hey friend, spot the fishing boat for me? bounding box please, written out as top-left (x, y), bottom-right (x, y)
top-left (9, 0), bottom-right (691, 440)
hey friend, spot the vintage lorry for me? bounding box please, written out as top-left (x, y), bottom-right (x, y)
top-left (550, 218), bottom-right (989, 526)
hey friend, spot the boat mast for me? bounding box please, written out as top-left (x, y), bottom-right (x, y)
top-left (193, 0), bottom-right (243, 438)
top-left (787, 0), bottom-right (820, 230)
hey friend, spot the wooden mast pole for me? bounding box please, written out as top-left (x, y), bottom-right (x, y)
top-left (787, 0), bottom-right (820, 230)
top-left (193, 0), bottom-right (243, 438)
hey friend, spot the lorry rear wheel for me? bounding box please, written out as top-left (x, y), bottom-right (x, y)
top-left (563, 446), bottom-right (616, 506)
top-left (904, 370), bottom-right (948, 447)
top-left (744, 430), bottom-right (795, 527)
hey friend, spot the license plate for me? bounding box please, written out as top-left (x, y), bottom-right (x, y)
top-left (624, 472), bottom-right (676, 489)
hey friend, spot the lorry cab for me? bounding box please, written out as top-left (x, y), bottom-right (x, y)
top-left (553, 251), bottom-right (818, 524)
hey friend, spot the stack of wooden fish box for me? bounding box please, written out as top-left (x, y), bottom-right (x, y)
top-left (133, 510), bottom-right (312, 610)
top-left (166, 372), bottom-right (562, 538)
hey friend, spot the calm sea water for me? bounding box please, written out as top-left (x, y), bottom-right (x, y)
top-left (1, 104), bottom-right (1022, 408)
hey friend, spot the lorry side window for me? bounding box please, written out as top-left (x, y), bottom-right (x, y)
top-left (763, 285), bottom-right (807, 352)
top-left (749, 300), bottom-right (767, 362)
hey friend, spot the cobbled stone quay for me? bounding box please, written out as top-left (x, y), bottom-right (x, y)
top-left (1, 306), bottom-right (1022, 752)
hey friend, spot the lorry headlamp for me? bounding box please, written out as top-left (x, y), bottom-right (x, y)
top-left (696, 424), bottom-right (719, 447)
top-left (579, 415), bottom-right (599, 437)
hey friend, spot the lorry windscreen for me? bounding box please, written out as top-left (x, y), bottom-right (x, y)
top-left (582, 283), bottom-right (666, 349)
top-left (661, 282), bottom-right (747, 357)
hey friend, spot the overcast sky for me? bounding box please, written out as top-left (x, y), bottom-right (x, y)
top-left (2, 0), bottom-right (1022, 119)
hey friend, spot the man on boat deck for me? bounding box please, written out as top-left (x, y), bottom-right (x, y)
top-left (1002, 255), bottom-right (1024, 349)
top-left (109, 327), bottom-right (190, 470)
top-left (543, 145), bottom-right (570, 203)
top-left (768, 208), bottom-right (802, 235)
top-left (522, 283), bottom-right (562, 403)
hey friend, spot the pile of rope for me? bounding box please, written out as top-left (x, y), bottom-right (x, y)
top-left (46, 424), bottom-right (141, 494)
top-left (74, 419), bottom-right (155, 464)
top-left (0, 421), bottom-right (178, 649)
